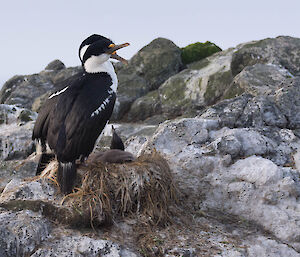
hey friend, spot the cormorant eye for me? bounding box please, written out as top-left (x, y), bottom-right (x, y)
top-left (108, 43), bottom-right (115, 48)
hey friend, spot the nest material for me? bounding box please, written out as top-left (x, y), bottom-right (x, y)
top-left (63, 151), bottom-right (178, 228)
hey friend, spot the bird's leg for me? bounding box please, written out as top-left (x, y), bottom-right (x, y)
top-left (48, 173), bottom-right (59, 187)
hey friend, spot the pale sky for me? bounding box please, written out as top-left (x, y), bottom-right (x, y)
top-left (1, 0), bottom-right (300, 87)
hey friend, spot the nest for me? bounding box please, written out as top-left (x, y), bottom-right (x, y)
top-left (60, 151), bottom-right (178, 228)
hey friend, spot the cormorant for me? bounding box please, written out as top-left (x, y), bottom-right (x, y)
top-left (32, 34), bottom-right (129, 194)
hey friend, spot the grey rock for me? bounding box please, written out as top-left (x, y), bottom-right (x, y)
top-left (203, 156), bottom-right (300, 251)
top-left (0, 157), bottom-right (37, 191)
top-left (246, 236), bottom-right (300, 257)
top-left (0, 74), bottom-right (54, 109)
top-left (273, 77), bottom-right (300, 129)
top-left (0, 210), bottom-right (51, 257)
top-left (126, 91), bottom-right (162, 122)
top-left (0, 105), bottom-right (36, 161)
top-left (0, 209), bottom-right (137, 257)
top-left (201, 81), bottom-right (299, 130)
top-left (45, 59), bottom-right (66, 71)
top-left (231, 36), bottom-right (300, 76)
top-left (0, 60), bottom-right (82, 110)
top-left (31, 233), bottom-right (138, 257)
top-left (140, 116), bottom-right (300, 251)
top-left (112, 38), bottom-right (182, 120)
top-left (128, 37), bottom-right (182, 92)
top-left (126, 48), bottom-right (235, 121)
top-left (224, 63), bottom-right (293, 99)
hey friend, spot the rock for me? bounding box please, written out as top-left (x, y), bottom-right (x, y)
top-left (125, 91), bottom-right (162, 122)
top-left (112, 38), bottom-right (182, 120)
top-left (0, 74), bottom-right (53, 109)
top-left (0, 209), bottom-right (137, 257)
top-left (31, 233), bottom-right (138, 257)
top-left (224, 63), bottom-right (293, 99)
top-left (231, 36), bottom-right (300, 76)
top-left (0, 210), bottom-right (51, 257)
top-left (0, 104), bottom-right (36, 161)
top-left (32, 67), bottom-right (83, 112)
top-left (0, 157), bottom-right (37, 191)
top-left (0, 60), bottom-right (82, 110)
top-left (141, 118), bottom-right (221, 198)
top-left (129, 37), bottom-right (182, 92)
top-left (126, 48), bottom-right (234, 121)
top-left (273, 77), bottom-right (300, 129)
top-left (140, 115), bottom-right (300, 251)
top-left (202, 76), bottom-right (300, 130)
top-left (245, 236), bottom-right (300, 257)
top-left (203, 156), bottom-right (300, 251)
top-left (45, 59), bottom-right (66, 71)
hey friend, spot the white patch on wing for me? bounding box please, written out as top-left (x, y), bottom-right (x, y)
top-left (80, 45), bottom-right (89, 61)
top-left (90, 94), bottom-right (112, 118)
top-left (49, 86), bottom-right (69, 99)
top-left (84, 54), bottom-right (118, 93)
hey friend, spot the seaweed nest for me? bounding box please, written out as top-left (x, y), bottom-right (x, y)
top-left (62, 151), bottom-right (178, 228)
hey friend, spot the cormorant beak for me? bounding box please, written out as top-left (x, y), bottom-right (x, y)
top-left (106, 43), bottom-right (130, 64)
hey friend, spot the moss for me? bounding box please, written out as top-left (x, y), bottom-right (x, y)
top-left (159, 75), bottom-right (191, 117)
top-left (18, 110), bottom-right (33, 122)
top-left (204, 70), bottom-right (233, 105)
top-left (187, 58), bottom-right (210, 70)
top-left (223, 82), bottom-right (245, 100)
top-left (181, 41), bottom-right (222, 65)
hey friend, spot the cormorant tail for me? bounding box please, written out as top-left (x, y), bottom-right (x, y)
top-left (57, 161), bottom-right (77, 194)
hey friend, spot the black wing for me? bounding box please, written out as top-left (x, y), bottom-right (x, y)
top-left (46, 73), bottom-right (116, 162)
top-left (32, 71), bottom-right (84, 143)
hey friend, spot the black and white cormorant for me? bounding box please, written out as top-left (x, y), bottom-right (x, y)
top-left (32, 34), bottom-right (129, 194)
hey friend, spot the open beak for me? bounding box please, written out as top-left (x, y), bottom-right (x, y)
top-left (106, 43), bottom-right (130, 64)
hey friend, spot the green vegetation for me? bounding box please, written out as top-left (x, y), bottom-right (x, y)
top-left (181, 41), bottom-right (222, 65)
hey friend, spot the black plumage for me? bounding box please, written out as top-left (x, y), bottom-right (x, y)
top-left (110, 125), bottom-right (125, 151)
top-left (32, 34), bottom-right (129, 194)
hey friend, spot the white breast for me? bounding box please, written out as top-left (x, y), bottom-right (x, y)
top-left (84, 54), bottom-right (118, 93)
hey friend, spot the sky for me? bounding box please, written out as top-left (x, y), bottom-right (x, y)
top-left (1, 0), bottom-right (300, 87)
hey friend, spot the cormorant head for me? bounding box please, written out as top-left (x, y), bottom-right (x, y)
top-left (79, 34), bottom-right (129, 73)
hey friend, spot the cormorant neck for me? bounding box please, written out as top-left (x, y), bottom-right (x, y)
top-left (84, 58), bottom-right (118, 92)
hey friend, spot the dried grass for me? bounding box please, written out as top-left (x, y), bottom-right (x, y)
top-left (63, 151), bottom-right (178, 228)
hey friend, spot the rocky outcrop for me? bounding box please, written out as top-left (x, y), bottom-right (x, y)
top-left (127, 48), bottom-right (234, 121)
top-left (0, 104), bottom-right (36, 161)
top-left (0, 209), bottom-right (138, 257)
top-left (231, 36), bottom-right (300, 76)
top-left (112, 37), bottom-right (182, 120)
top-left (127, 36), bottom-right (300, 122)
top-left (0, 62), bottom-right (82, 110)
top-left (224, 63), bottom-right (293, 99)
top-left (1, 35), bottom-right (300, 256)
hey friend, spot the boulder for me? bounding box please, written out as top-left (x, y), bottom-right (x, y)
top-left (0, 60), bottom-right (82, 110)
top-left (139, 115), bottom-right (300, 251)
top-left (0, 210), bottom-right (51, 257)
top-left (0, 104), bottom-right (36, 161)
top-left (112, 38), bottom-right (182, 120)
top-left (231, 36), bottom-right (300, 76)
top-left (126, 48), bottom-right (234, 121)
top-left (203, 77), bottom-right (300, 130)
top-left (224, 63), bottom-right (293, 99)
top-left (0, 209), bottom-right (138, 257)
top-left (44, 59), bottom-right (66, 71)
